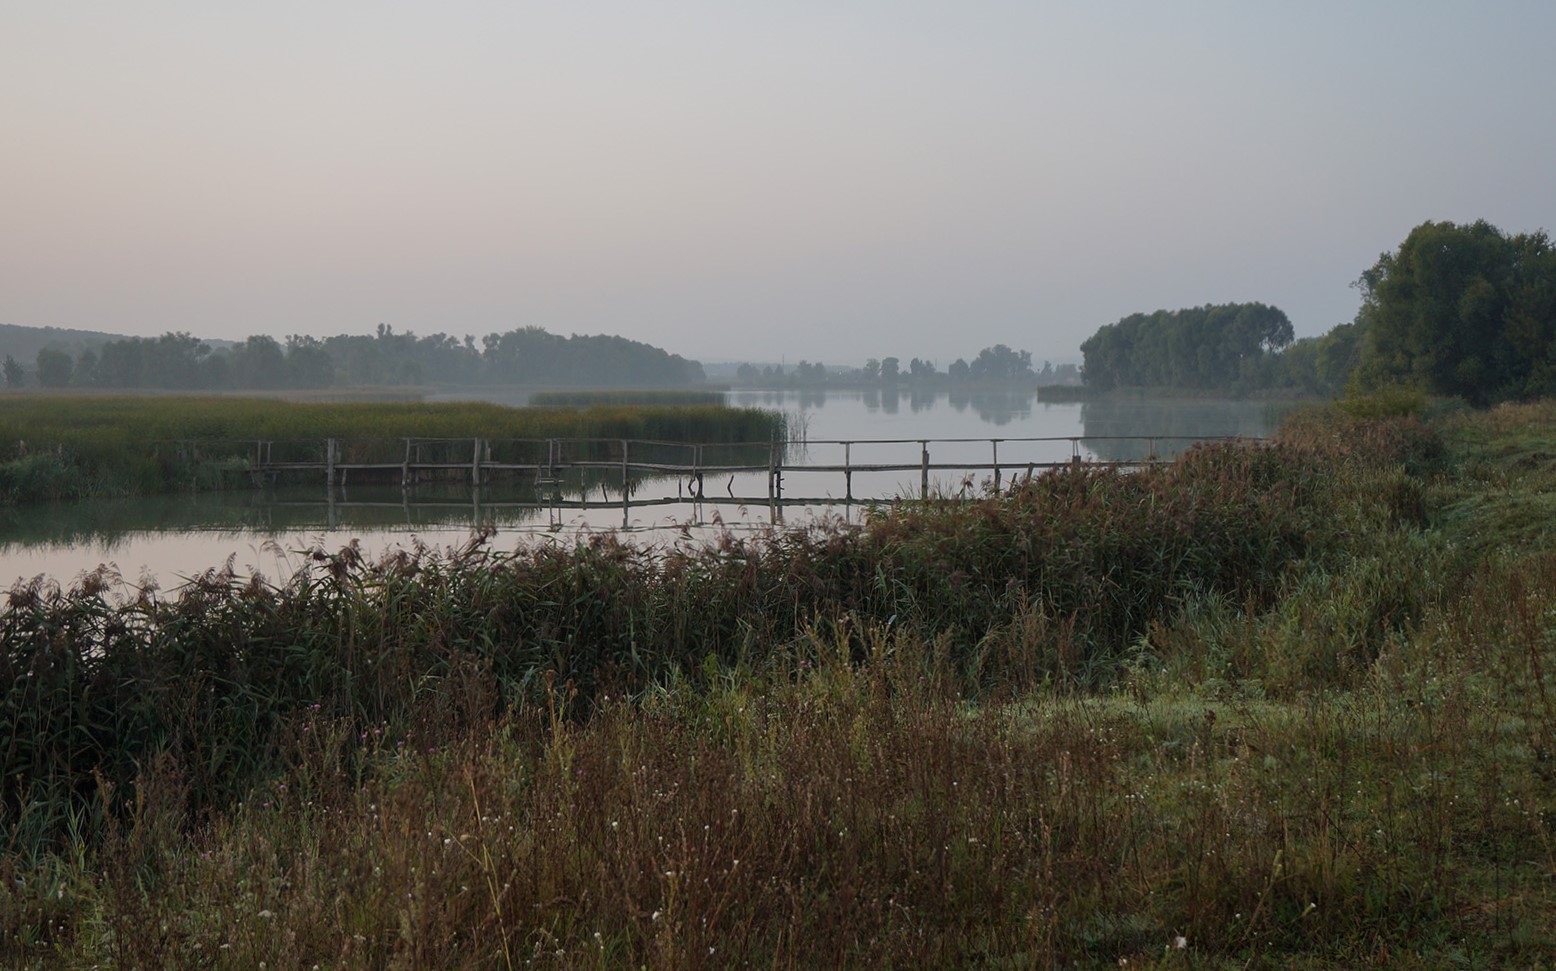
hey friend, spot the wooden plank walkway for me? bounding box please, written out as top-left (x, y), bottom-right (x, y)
top-left (239, 434), bottom-right (1253, 502)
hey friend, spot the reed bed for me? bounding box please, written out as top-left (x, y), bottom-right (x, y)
top-left (3, 403), bottom-right (1554, 967)
top-left (0, 395), bottom-right (785, 504)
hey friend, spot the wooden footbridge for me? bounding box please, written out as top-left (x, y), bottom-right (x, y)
top-left (241, 434), bottom-right (1247, 506)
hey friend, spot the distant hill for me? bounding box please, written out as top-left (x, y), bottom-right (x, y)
top-left (0, 323), bottom-right (126, 363)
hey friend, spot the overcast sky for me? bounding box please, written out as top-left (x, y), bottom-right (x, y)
top-left (4, 2), bottom-right (1553, 365)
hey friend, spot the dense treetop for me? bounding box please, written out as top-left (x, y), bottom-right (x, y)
top-left (1351, 219), bottom-right (1556, 404)
top-left (1079, 303), bottom-right (1294, 392)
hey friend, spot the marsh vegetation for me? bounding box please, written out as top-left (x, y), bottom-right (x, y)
top-left (2, 399), bottom-right (1554, 966)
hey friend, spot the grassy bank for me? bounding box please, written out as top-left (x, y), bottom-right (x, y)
top-left (0, 395), bottom-right (786, 504)
top-left (3, 402), bottom-right (1555, 966)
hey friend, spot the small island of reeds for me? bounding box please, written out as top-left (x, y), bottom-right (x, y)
top-left (0, 394), bottom-right (786, 505)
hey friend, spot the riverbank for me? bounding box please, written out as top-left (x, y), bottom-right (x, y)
top-left (4, 400), bottom-right (1554, 966)
top-left (0, 395), bottom-right (786, 505)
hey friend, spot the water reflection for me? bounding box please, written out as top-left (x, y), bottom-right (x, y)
top-left (848, 389), bottom-right (1035, 424)
top-left (0, 485), bottom-right (550, 552)
top-left (1079, 397), bottom-right (1290, 461)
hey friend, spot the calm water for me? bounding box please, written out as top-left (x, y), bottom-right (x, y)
top-left (1, 392), bottom-right (1284, 590)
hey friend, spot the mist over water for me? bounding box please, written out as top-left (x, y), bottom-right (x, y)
top-left (0, 393), bottom-right (1283, 589)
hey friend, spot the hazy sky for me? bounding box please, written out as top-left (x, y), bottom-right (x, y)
top-left (4, 2), bottom-right (1554, 365)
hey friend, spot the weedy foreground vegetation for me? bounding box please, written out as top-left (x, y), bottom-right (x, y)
top-left (0, 395), bottom-right (785, 505)
top-left (3, 401), bottom-right (1556, 968)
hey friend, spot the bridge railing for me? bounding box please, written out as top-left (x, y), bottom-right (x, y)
top-left (220, 433), bottom-right (1263, 501)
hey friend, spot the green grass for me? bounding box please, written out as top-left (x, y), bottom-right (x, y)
top-left (3, 402), bottom-right (1556, 967)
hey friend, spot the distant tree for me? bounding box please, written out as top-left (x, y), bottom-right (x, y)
top-left (91, 332), bottom-right (214, 389)
top-left (880, 357), bottom-right (900, 384)
top-left (200, 352), bottom-right (230, 389)
top-left (229, 335), bottom-right (287, 388)
top-left (475, 326), bottom-right (701, 387)
top-left (285, 335), bottom-right (335, 387)
top-left (1080, 303), bottom-right (1293, 391)
top-left (792, 360), bottom-right (828, 386)
top-left (72, 349), bottom-right (98, 387)
top-left (35, 348), bottom-right (73, 388)
top-left (947, 358), bottom-right (970, 383)
top-left (908, 358), bottom-right (937, 380)
top-left (3, 355), bottom-right (24, 387)
top-left (735, 363), bottom-right (759, 384)
top-left (968, 345), bottom-right (1035, 383)
top-left (1276, 321), bottom-right (1367, 397)
top-left (861, 359), bottom-right (881, 382)
top-left (96, 339), bottom-right (144, 387)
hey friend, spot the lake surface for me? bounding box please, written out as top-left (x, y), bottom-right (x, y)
top-left (0, 392), bottom-right (1286, 591)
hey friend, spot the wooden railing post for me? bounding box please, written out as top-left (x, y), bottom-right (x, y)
top-left (920, 441), bottom-right (929, 499)
top-left (844, 441), bottom-right (853, 502)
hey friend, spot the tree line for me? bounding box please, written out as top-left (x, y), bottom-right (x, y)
top-left (733, 344), bottom-right (1080, 389)
top-left (4, 325), bottom-right (705, 392)
top-left (1078, 219), bottom-right (1556, 404)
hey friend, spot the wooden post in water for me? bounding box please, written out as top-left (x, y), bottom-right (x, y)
top-left (992, 439), bottom-right (1001, 490)
top-left (471, 437), bottom-right (482, 486)
top-left (620, 439), bottom-right (630, 499)
top-left (772, 439), bottom-right (783, 501)
top-left (326, 438), bottom-right (337, 489)
top-left (844, 441), bottom-right (853, 502)
top-left (920, 441), bottom-right (929, 499)
top-left (402, 438), bottom-right (412, 488)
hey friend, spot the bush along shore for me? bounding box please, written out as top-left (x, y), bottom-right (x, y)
top-left (4, 400), bottom-right (1556, 967)
top-left (0, 395), bottom-right (786, 505)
